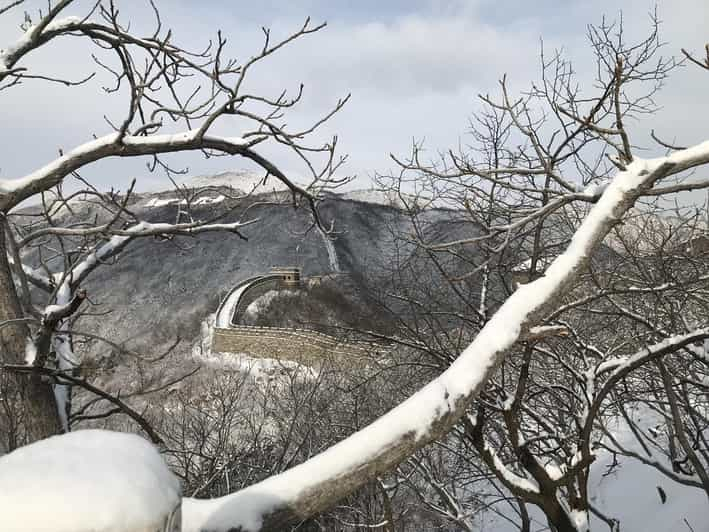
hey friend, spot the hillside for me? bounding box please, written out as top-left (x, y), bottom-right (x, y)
top-left (34, 184), bottom-right (457, 362)
top-left (13, 173), bottom-right (706, 531)
top-left (18, 175), bottom-right (668, 363)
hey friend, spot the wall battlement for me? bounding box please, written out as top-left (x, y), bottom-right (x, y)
top-left (212, 325), bottom-right (384, 366)
top-left (212, 269), bottom-right (386, 366)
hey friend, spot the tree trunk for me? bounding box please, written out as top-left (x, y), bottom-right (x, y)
top-left (0, 226), bottom-right (61, 451)
top-left (543, 499), bottom-right (583, 532)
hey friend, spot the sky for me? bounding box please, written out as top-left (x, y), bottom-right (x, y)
top-left (0, 0), bottom-right (707, 195)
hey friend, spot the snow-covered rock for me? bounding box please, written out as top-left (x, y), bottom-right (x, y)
top-left (0, 430), bottom-right (181, 532)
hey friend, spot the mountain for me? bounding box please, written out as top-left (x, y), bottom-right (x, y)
top-left (178, 170), bottom-right (290, 195)
top-left (23, 172), bottom-right (684, 362)
top-left (12, 171), bottom-right (705, 531)
top-left (53, 182), bottom-right (449, 361)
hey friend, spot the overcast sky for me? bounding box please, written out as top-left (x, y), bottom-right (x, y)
top-left (1, 0), bottom-right (707, 193)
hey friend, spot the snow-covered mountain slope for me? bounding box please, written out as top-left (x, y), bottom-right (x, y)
top-left (339, 188), bottom-right (430, 209)
top-left (45, 188), bottom-right (433, 361)
top-left (26, 171), bottom-right (695, 362)
top-left (179, 170), bottom-right (290, 194)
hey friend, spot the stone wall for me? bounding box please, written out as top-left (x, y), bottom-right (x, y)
top-left (212, 269), bottom-right (387, 366)
top-left (212, 325), bottom-right (385, 366)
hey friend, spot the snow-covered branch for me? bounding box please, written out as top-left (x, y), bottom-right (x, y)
top-left (181, 142), bottom-right (709, 531)
top-left (19, 217), bottom-right (259, 248)
top-left (0, 0), bottom-right (353, 458)
top-left (581, 328), bottom-right (709, 450)
top-left (0, 133), bottom-right (250, 209)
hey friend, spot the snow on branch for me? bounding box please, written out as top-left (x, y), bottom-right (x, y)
top-left (42, 289), bottom-right (86, 324)
top-left (575, 330), bottom-right (709, 465)
top-left (585, 327), bottom-right (709, 422)
top-left (480, 442), bottom-right (540, 496)
top-left (0, 132), bottom-right (246, 207)
top-left (6, 258), bottom-right (53, 292)
top-left (0, 2), bottom-right (80, 71)
top-left (180, 142), bottom-right (709, 531)
top-left (0, 430), bottom-right (179, 531)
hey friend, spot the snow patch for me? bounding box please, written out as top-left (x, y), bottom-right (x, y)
top-left (24, 337), bottom-right (36, 365)
top-left (318, 225), bottom-right (340, 272)
top-left (570, 509), bottom-right (589, 532)
top-left (243, 289), bottom-right (282, 319)
top-left (144, 195), bottom-right (225, 208)
top-left (587, 414), bottom-right (707, 532)
top-left (0, 430), bottom-right (181, 532)
top-left (198, 351), bottom-right (315, 384)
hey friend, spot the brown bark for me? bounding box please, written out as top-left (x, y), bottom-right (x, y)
top-left (542, 502), bottom-right (581, 532)
top-left (0, 225), bottom-right (61, 451)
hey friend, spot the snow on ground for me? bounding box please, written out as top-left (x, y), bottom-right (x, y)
top-left (198, 351), bottom-right (316, 385)
top-left (193, 313), bottom-right (315, 385)
top-left (587, 413), bottom-right (708, 532)
top-left (481, 409), bottom-right (708, 532)
top-left (0, 430), bottom-right (181, 532)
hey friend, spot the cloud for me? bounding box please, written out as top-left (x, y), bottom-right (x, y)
top-left (287, 14), bottom-right (543, 97)
top-left (0, 0), bottom-right (707, 194)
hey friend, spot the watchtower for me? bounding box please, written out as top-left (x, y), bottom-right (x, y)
top-left (270, 266), bottom-right (302, 288)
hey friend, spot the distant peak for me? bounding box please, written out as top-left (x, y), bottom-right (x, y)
top-left (180, 170), bottom-right (290, 193)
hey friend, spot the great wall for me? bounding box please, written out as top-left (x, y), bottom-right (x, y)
top-left (211, 268), bottom-right (386, 365)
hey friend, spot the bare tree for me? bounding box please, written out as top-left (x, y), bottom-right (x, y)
top-left (0, 0), bottom-right (348, 449)
top-left (3, 3), bottom-right (709, 532)
top-left (357, 15), bottom-right (709, 532)
top-left (177, 14), bottom-right (709, 532)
